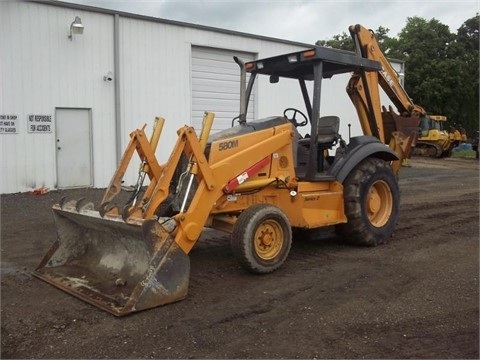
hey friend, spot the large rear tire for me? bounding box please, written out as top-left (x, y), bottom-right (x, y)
top-left (336, 157), bottom-right (399, 246)
top-left (231, 204), bottom-right (292, 274)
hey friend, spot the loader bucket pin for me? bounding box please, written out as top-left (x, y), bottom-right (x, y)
top-left (34, 202), bottom-right (190, 316)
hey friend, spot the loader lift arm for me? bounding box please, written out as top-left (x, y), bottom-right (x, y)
top-left (134, 125), bottom-right (292, 252)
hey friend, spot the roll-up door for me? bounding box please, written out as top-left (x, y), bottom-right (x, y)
top-left (191, 46), bottom-right (256, 133)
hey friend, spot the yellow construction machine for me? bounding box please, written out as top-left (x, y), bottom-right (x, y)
top-left (35, 24), bottom-right (423, 316)
top-left (449, 124), bottom-right (468, 144)
top-left (414, 114), bottom-right (467, 157)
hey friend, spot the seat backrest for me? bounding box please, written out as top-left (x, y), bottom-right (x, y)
top-left (317, 116), bottom-right (340, 144)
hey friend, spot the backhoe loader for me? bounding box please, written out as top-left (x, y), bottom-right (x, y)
top-left (35, 24), bottom-right (423, 316)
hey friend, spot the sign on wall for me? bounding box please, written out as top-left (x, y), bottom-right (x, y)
top-left (0, 115), bottom-right (18, 134)
top-left (28, 115), bottom-right (52, 133)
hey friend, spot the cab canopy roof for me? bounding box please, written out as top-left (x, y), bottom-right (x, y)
top-left (245, 46), bottom-right (382, 80)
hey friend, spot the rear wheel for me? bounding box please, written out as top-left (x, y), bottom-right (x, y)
top-left (336, 157), bottom-right (399, 246)
top-left (231, 204), bottom-right (292, 274)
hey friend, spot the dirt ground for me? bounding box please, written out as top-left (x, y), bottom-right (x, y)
top-left (1, 156), bottom-right (478, 359)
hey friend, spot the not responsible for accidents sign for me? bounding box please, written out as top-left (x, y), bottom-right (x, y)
top-left (28, 115), bottom-right (52, 133)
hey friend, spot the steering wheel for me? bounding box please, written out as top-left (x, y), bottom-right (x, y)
top-left (283, 108), bottom-right (308, 127)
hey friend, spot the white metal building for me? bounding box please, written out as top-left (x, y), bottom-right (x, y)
top-left (0, 0), bottom-right (403, 194)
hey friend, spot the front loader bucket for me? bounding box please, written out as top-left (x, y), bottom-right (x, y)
top-left (34, 201), bottom-right (190, 316)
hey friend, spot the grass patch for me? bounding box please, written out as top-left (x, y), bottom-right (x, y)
top-left (451, 149), bottom-right (477, 158)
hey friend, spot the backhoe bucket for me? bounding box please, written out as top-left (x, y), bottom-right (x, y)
top-left (34, 201), bottom-right (190, 316)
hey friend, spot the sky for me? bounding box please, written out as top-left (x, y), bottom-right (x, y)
top-left (61, 0), bottom-right (478, 44)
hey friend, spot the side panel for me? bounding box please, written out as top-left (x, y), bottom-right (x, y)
top-left (55, 108), bottom-right (93, 188)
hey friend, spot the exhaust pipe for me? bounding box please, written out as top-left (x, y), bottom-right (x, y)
top-left (234, 56), bottom-right (247, 125)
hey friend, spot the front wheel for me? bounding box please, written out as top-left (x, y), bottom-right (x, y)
top-left (231, 204), bottom-right (292, 274)
top-left (336, 157), bottom-right (399, 246)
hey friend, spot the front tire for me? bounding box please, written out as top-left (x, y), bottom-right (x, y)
top-left (336, 157), bottom-right (399, 246)
top-left (231, 204), bottom-right (292, 274)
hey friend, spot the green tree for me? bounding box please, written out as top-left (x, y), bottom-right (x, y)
top-left (395, 16), bottom-right (479, 136)
top-left (315, 26), bottom-right (394, 52)
top-left (454, 15), bottom-right (479, 136)
top-left (315, 31), bottom-right (352, 50)
top-left (395, 17), bottom-right (463, 130)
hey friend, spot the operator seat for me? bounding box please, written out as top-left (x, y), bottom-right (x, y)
top-left (297, 115), bottom-right (341, 172)
top-left (316, 116), bottom-right (340, 144)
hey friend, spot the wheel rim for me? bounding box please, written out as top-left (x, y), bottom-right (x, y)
top-left (366, 180), bottom-right (393, 227)
top-left (254, 220), bottom-right (284, 260)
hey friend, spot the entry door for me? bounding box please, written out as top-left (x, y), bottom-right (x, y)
top-left (55, 108), bottom-right (92, 188)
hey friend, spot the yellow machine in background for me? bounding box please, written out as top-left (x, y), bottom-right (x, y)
top-left (448, 121), bottom-right (468, 147)
top-left (414, 114), bottom-right (467, 157)
top-left (35, 24), bottom-right (423, 316)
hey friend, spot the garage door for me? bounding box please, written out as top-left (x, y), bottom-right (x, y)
top-left (191, 46), bottom-right (256, 133)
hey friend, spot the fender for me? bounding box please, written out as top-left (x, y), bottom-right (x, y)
top-left (328, 136), bottom-right (398, 183)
